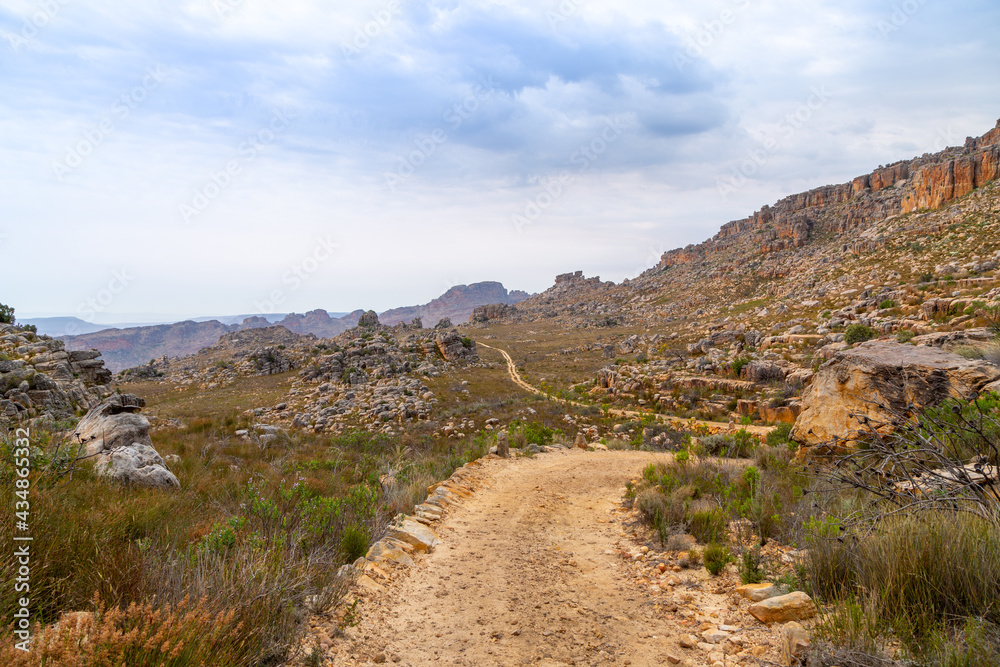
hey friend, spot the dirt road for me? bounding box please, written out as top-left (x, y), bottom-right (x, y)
top-left (477, 342), bottom-right (774, 438)
top-left (322, 450), bottom-right (779, 666)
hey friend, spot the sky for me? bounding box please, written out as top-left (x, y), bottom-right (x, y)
top-left (2, 0), bottom-right (999, 322)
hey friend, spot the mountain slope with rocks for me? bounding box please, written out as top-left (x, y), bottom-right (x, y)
top-left (61, 283), bottom-right (527, 372)
top-left (462, 119), bottom-right (1000, 446)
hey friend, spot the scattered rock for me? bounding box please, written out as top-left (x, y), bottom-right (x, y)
top-left (748, 591), bottom-right (817, 625)
top-left (780, 621), bottom-right (810, 666)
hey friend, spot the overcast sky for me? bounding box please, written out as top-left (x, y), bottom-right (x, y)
top-left (2, 0), bottom-right (999, 322)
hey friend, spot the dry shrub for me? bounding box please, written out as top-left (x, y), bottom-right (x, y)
top-left (0, 594), bottom-right (251, 667)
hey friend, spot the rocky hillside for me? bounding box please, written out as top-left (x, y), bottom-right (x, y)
top-left (119, 313), bottom-right (484, 436)
top-left (0, 324), bottom-right (115, 426)
top-left (63, 283), bottom-right (526, 372)
top-left (659, 118), bottom-right (1000, 268)
top-left (466, 120), bottom-right (1000, 442)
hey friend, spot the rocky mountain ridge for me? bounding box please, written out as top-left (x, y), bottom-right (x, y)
top-left (379, 281), bottom-right (530, 326)
top-left (661, 118), bottom-right (1000, 267)
top-left (62, 282), bottom-right (526, 372)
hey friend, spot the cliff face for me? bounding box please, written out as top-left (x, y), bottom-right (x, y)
top-left (661, 119), bottom-right (1000, 268)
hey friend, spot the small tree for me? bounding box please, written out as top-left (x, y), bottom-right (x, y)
top-left (0, 302), bottom-right (13, 325)
top-left (844, 323), bottom-right (876, 345)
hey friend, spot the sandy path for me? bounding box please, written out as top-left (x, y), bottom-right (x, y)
top-left (321, 450), bottom-right (781, 667)
top-left (332, 450), bottom-right (672, 666)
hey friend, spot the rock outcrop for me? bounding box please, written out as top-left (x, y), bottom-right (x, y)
top-left (358, 310), bottom-right (381, 328)
top-left (435, 331), bottom-right (478, 362)
top-left (660, 119), bottom-right (1000, 268)
top-left (747, 592), bottom-right (817, 625)
top-left (470, 303), bottom-right (519, 323)
top-left (71, 394), bottom-right (179, 489)
top-left (791, 341), bottom-right (1000, 449)
top-left (0, 324), bottom-right (114, 425)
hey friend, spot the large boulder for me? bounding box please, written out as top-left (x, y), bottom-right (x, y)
top-left (791, 341), bottom-right (1000, 449)
top-left (72, 394), bottom-right (151, 456)
top-left (435, 331), bottom-right (477, 362)
top-left (357, 310), bottom-right (380, 328)
top-left (95, 444), bottom-right (180, 489)
top-left (71, 394), bottom-right (179, 489)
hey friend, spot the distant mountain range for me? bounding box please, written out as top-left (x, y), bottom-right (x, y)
top-left (58, 282), bottom-right (530, 372)
top-left (22, 313), bottom-right (317, 337)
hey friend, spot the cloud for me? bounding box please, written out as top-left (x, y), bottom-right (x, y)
top-left (0, 0), bottom-right (999, 318)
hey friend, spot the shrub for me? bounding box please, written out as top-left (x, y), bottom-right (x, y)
top-left (0, 594), bottom-right (254, 667)
top-left (844, 324), bottom-right (877, 345)
top-left (703, 543), bottom-right (733, 576)
top-left (879, 299), bottom-right (897, 310)
top-left (810, 513), bottom-right (1000, 661)
top-left (521, 421), bottom-right (554, 447)
top-left (897, 330), bottom-right (915, 343)
top-left (0, 303), bottom-right (13, 325)
top-left (738, 549), bottom-right (766, 584)
top-left (766, 422), bottom-right (794, 449)
top-left (339, 524), bottom-right (369, 563)
top-left (689, 508), bottom-right (728, 544)
top-left (919, 272), bottom-right (934, 283)
top-left (731, 357), bottom-right (751, 378)
top-left (700, 431), bottom-right (756, 458)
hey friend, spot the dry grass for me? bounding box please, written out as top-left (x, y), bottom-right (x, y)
top-left (0, 594), bottom-right (252, 667)
top-left (0, 410), bottom-right (501, 666)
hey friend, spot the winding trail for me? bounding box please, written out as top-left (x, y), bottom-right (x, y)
top-left (477, 342), bottom-right (774, 438)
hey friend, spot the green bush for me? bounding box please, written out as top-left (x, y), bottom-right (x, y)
top-left (844, 324), bottom-right (877, 345)
top-left (689, 508), bottom-right (728, 544)
top-left (0, 303), bottom-right (13, 325)
top-left (731, 357), bottom-right (751, 378)
top-left (879, 299), bottom-right (897, 310)
top-left (738, 549), bottom-right (766, 584)
top-left (703, 543), bottom-right (733, 576)
top-left (520, 421), bottom-right (554, 447)
top-left (700, 431), bottom-right (757, 458)
top-left (766, 422), bottom-right (794, 449)
top-left (897, 330), bottom-right (915, 343)
top-left (339, 524), bottom-right (369, 562)
top-left (810, 513), bottom-right (1000, 662)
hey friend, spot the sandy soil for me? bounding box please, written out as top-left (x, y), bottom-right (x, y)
top-left (315, 450), bottom-right (783, 667)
